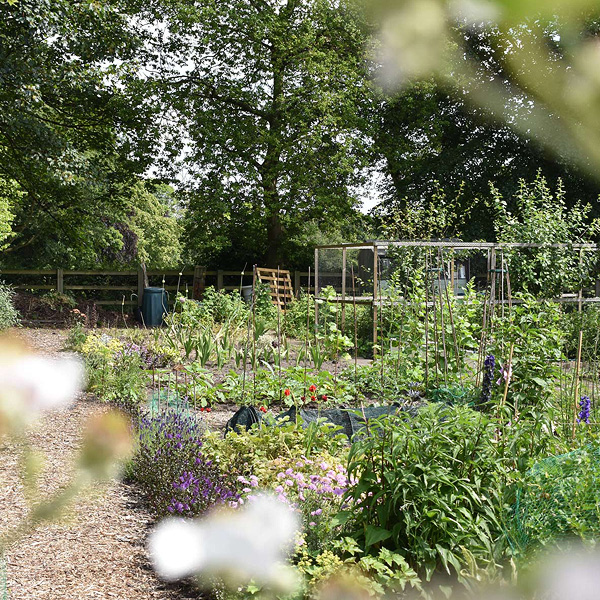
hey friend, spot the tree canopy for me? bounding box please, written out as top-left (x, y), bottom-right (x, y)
top-left (1, 1), bottom-right (600, 271)
top-left (139, 0), bottom-right (376, 267)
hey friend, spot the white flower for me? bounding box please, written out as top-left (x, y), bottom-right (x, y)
top-left (148, 494), bottom-right (300, 587)
top-left (0, 345), bottom-right (83, 430)
top-left (147, 519), bottom-right (205, 580)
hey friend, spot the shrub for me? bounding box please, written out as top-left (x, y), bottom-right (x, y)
top-left (487, 294), bottom-right (564, 409)
top-left (81, 333), bottom-right (148, 409)
top-left (283, 291), bottom-right (315, 339)
top-left (199, 286), bottom-right (248, 324)
top-left (510, 445), bottom-right (600, 555)
top-left (0, 281), bottom-right (19, 329)
top-left (131, 410), bottom-right (237, 516)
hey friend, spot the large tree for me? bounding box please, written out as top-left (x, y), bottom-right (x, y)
top-left (0, 0), bottom-right (158, 267)
top-left (373, 22), bottom-right (600, 241)
top-left (142, 0), bottom-right (375, 267)
top-left (374, 80), bottom-right (600, 241)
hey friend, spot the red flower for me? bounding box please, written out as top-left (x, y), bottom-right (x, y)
top-left (309, 384), bottom-right (317, 393)
top-left (311, 395), bottom-right (316, 402)
top-left (259, 406), bottom-right (267, 413)
top-left (206, 407), bottom-right (211, 413)
top-left (321, 394), bottom-right (328, 401)
top-left (284, 389), bottom-right (291, 396)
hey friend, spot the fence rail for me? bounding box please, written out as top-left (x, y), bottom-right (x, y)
top-left (0, 267), bottom-right (326, 306)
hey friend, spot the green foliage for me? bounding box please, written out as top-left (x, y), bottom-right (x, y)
top-left (66, 323), bottom-right (88, 351)
top-left (128, 182), bottom-right (182, 269)
top-left (283, 292), bottom-right (315, 340)
top-left (253, 283), bottom-right (277, 324)
top-left (81, 334), bottom-right (148, 409)
top-left (86, 351), bottom-right (148, 409)
top-left (294, 540), bottom-right (423, 599)
top-left (563, 305), bottom-right (600, 359)
top-left (0, 281), bottom-right (19, 329)
top-left (203, 420), bottom-right (348, 482)
top-left (148, 0), bottom-right (374, 266)
top-left (511, 444), bottom-right (600, 555)
top-left (493, 175), bottom-right (600, 297)
top-left (339, 404), bottom-right (559, 583)
top-left (379, 181), bottom-right (474, 241)
top-left (0, 0), bottom-right (155, 268)
top-left (488, 295), bottom-right (564, 409)
top-left (198, 287), bottom-right (248, 325)
top-left (0, 177), bottom-right (21, 249)
top-left (223, 366), bottom-right (356, 407)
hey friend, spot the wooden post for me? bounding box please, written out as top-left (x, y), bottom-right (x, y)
top-left (341, 247), bottom-right (347, 334)
top-left (572, 329), bottom-right (584, 438)
top-left (294, 271), bottom-right (301, 298)
top-left (217, 269), bottom-right (224, 291)
top-left (193, 266), bottom-right (206, 300)
top-left (314, 248), bottom-right (319, 333)
top-left (56, 268), bottom-right (63, 294)
top-left (372, 244), bottom-right (378, 354)
top-left (137, 267), bottom-right (145, 306)
top-left (578, 249), bottom-right (583, 313)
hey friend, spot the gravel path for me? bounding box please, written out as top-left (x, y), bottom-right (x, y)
top-left (0, 329), bottom-right (194, 600)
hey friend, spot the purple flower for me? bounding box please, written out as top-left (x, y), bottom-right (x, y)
top-left (480, 354), bottom-right (496, 405)
top-left (578, 396), bottom-right (591, 424)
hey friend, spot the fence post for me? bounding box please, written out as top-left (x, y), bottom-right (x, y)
top-left (294, 271), bottom-right (300, 298)
top-left (217, 269), bottom-right (224, 291)
top-left (137, 267), bottom-right (145, 306)
top-left (56, 268), bottom-right (63, 294)
top-left (193, 266), bottom-right (206, 300)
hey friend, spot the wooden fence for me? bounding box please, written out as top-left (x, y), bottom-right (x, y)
top-left (0, 267), bottom-right (341, 306)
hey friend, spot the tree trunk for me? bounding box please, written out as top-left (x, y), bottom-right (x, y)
top-left (265, 210), bottom-right (284, 267)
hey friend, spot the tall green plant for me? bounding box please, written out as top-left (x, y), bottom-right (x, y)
top-left (493, 175), bottom-right (600, 297)
top-left (338, 404), bottom-right (545, 583)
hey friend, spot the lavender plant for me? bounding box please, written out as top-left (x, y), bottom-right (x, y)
top-left (131, 410), bottom-right (237, 516)
top-left (115, 341), bottom-right (171, 370)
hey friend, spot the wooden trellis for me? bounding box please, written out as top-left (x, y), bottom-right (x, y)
top-left (255, 267), bottom-right (293, 309)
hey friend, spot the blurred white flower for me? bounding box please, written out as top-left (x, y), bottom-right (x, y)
top-left (148, 518), bottom-right (205, 580)
top-left (538, 548), bottom-right (600, 600)
top-left (0, 344), bottom-right (83, 431)
top-left (450, 0), bottom-right (501, 24)
top-left (148, 494), bottom-right (300, 588)
top-left (378, 0), bottom-right (447, 88)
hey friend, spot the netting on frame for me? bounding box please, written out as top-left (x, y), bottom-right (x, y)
top-left (510, 445), bottom-right (600, 554)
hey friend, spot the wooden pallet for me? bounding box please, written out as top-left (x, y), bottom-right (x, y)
top-left (255, 267), bottom-right (293, 309)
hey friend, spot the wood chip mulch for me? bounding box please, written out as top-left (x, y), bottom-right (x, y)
top-left (1, 329), bottom-right (198, 600)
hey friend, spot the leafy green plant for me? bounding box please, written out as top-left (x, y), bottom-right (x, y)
top-left (339, 405), bottom-right (509, 582)
top-left (0, 281), bottom-right (19, 330)
top-left (283, 291), bottom-right (314, 340)
top-left (66, 322), bottom-right (88, 351)
top-left (86, 351), bottom-right (148, 410)
top-left (487, 294), bottom-right (564, 409)
top-left (196, 329), bottom-right (215, 367)
top-left (493, 175), bottom-right (600, 297)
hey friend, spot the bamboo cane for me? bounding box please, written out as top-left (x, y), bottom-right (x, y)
top-left (572, 329), bottom-right (584, 438)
